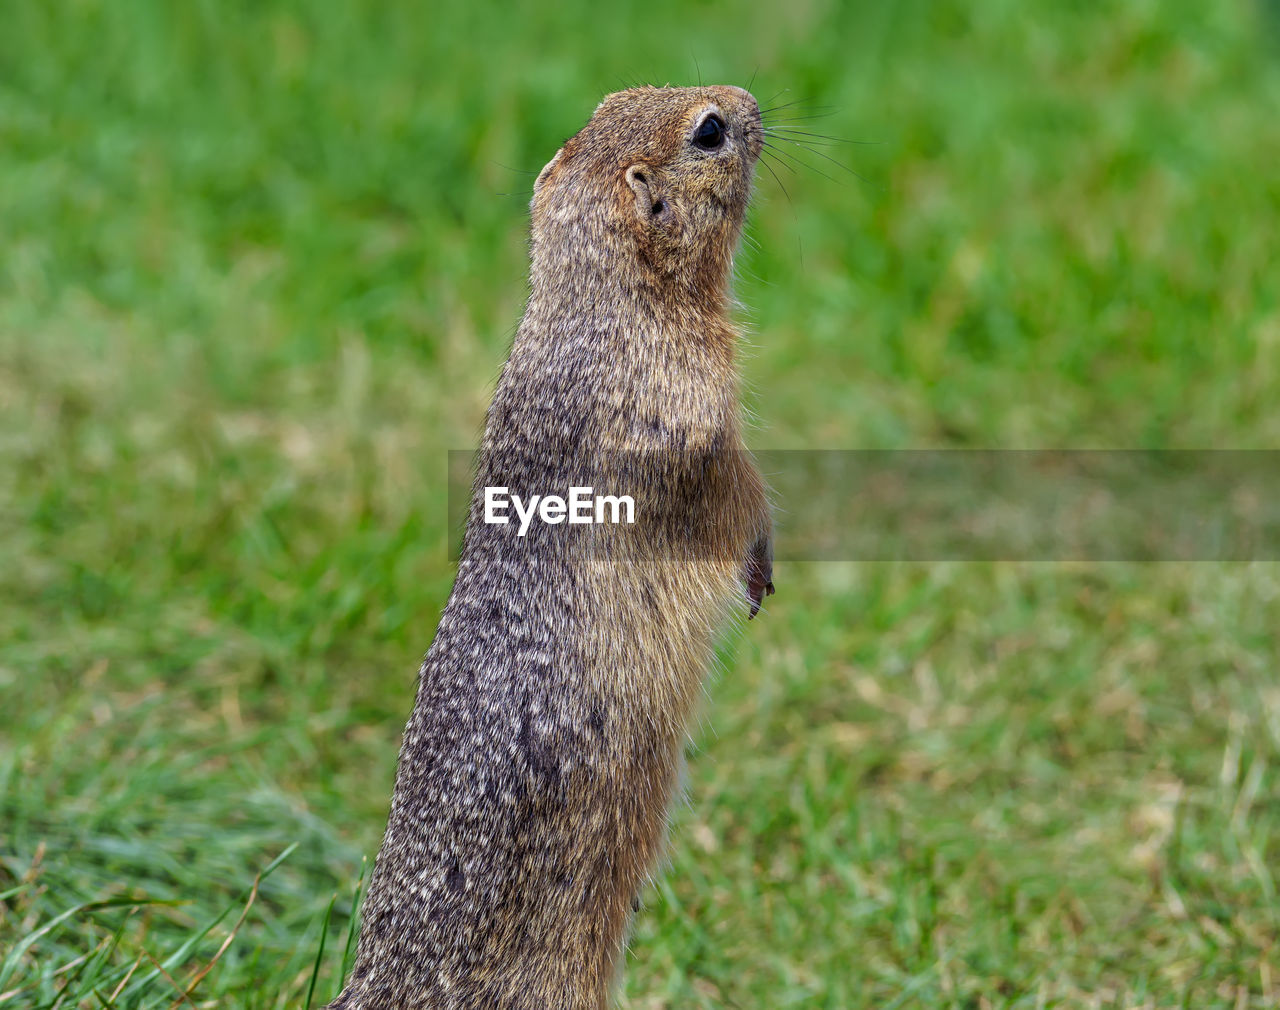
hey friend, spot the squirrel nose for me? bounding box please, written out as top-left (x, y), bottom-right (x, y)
top-left (725, 86), bottom-right (763, 158)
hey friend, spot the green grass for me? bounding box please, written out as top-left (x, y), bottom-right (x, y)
top-left (2, 0), bottom-right (1279, 1006)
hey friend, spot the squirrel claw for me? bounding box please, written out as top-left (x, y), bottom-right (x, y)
top-left (744, 537), bottom-right (775, 620)
top-left (746, 577), bottom-right (775, 620)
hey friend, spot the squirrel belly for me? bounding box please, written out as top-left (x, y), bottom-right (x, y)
top-left (325, 84), bottom-right (774, 1010)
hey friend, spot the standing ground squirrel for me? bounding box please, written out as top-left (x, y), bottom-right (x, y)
top-left (324, 85), bottom-right (775, 1010)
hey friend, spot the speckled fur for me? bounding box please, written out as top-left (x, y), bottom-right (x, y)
top-left (325, 86), bottom-right (773, 1010)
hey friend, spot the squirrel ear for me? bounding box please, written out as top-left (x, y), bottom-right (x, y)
top-left (625, 164), bottom-right (667, 222)
top-left (534, 148), bottom-right (563, 195)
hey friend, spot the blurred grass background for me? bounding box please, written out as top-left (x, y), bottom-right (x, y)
top-left (2, 0), bottom-right (1279, 1006)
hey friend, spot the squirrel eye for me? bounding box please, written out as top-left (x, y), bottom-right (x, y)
top-left (692, 114), bottom-right (726, 150)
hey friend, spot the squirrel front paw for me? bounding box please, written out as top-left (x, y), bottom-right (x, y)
top-left (744, 536), bottom-right (775, 620)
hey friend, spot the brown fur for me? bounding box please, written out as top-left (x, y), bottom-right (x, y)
top-left (324, 85), bottom-right (773, 1010)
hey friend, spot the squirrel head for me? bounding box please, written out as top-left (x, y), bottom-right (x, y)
top-left (530, 86), bottom-right (762, 305)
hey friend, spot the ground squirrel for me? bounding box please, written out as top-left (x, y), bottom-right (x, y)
top-left (324, 85), bottom-right (775, 1010)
